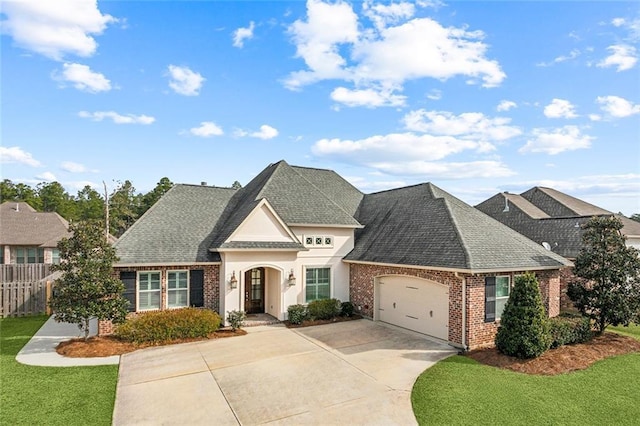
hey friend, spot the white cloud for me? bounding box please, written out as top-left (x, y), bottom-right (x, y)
top-left (330, 86), bottom-right (406, 108)
top-left (519, 126), bottom-right (593, 155)
top-left (344, 175), bottom-right (408, 192)
top-left (284, 0), bottom-right (505, 104)
top-left (61, 161), bottom-right (90, 173)
top-left (537, 49), bottom-right (581, 67)
top-left (597, 44), bottom-right (637, 71)
top-left (426, 89), bottom-right (442, 100)
top-left (0, 146), bottom-right (42, 167)
top-left (543, 98), bottom-right (578, 119)
top-left (589, 114), bottom-right (602, 121)
top-left (232, 21), bottom-right (255, 48)
top-left (403, 110), bottom-right (522, 144)
top-left (190, 121), bottom-right (224, 137)
top-left (167, 65), bottom-right (205, 96)
top-left (0, 0), bottom-right (116, 60)
top-left (596, 95), bottom-right (640, 118)
top-left (369, 160), bottom-right (515, 179)
top-left (496, 100), bottom-right (517, 112)
top-left (250, 125), bottom-right (279, 140)
top-left (53, 63), bottom-right (111, 93)
top-left (610, 17), bottom-right (640, 42)
top-left (78, 111), bottom-right (155, 124)
top-left (36, 171), bottom-right (57, 181)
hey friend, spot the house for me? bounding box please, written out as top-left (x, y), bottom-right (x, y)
top-left (109, 161), bottom-right (570, 349)
top-left (476, 186), bottom-right (640, 308)
top-left (0, 201), bottom-right (70, 265)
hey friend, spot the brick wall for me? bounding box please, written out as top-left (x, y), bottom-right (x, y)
top-left (99, 264), bottom-right (220, 336)
top-left (348, 263), bottom-right (562, 350)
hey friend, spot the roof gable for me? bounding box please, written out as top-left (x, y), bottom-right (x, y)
top-left (521, 187), bottom-right (611, 217)
top-left (226, 199), bottom-right (299, 244)
top-left (0, 201), bottom-right (70, 247)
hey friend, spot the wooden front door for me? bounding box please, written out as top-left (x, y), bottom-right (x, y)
top-left (244, 268), bottom-right (265, 314)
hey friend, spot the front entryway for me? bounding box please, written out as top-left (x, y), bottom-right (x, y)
top-left (244, 268), bottom-right (265, 314)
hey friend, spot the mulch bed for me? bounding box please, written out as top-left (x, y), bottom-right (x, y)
top-left (56, 328), bottom-right (247, 358)
top-left (283, 314), bottom-right (362, 328)
top-left (466, 332), bottom-right (640, 375)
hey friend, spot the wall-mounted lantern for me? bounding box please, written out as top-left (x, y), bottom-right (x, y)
top-left (229, 271), bottom-right (238, 289)
top-left (288, 269), bottom-right (296, 286)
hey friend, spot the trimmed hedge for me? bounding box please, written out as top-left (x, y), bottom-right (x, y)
top-left (287, 304), bottom-right (308, 325)
top-left (549, 314), bottom-right (593, 348)
top-left (307, 298), bottom-right (341, 320)
top-left (340, 301), bottom-right (355, 317)
top-left (115, 308), bottom-right (221, 344)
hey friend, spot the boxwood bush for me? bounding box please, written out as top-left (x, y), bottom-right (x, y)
top-left (307, 298), bottom-right (341, 320)
top-left (287, 304), bottom-right (308, 325)
top-left (115, 308), bottom-right (221, 344)
top-left (340, 301), bottom-right (355, 317)
top-left (549, 314), bottom-right (593, 348)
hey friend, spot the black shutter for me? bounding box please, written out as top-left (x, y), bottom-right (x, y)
top-left (190, 269), bottom-right (204, 307)
top-left (120, 271), bottom-right (136, 312)
top-left (485, 276), bottom-right (496, 323)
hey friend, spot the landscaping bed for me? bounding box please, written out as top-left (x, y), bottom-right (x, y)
top-left (466, 332), bottom-right (640, 375)
top-left (56, 328), bottom-right (247, 358)
top-left (284, 314), bottom-right (362, 328)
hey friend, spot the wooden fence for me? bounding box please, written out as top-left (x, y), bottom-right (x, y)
top-left (0, 279), bottom-right (54, 317)
top-left (0, 264), bottom-right (53, 283)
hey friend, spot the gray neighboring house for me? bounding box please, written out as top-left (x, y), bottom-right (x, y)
top-left (110, 160), bottom-right (570, 349)
top-left (476, 186), bottom-right (640, 307)
top-left (0, 201), bottom-right (70, 266)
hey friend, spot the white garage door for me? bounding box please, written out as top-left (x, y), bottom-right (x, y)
top-left (377, 276), bottom-right (449, 341)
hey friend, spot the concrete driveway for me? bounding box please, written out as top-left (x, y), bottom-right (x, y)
top-left (113, 319), bottom-right (455, 425)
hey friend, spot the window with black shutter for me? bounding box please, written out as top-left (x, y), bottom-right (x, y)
top-left (485, 276), bottom-right (496, 322)
top-left (120, 271), bottom-right (137, 312)
top-left (190, 269), bottom-right (204, 307)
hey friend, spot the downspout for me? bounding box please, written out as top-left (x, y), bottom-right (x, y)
top-left (462, 275), bottom-right (467, 352)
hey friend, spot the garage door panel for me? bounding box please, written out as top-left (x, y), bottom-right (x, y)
top-left (377, 276), bottom-right (448, 341)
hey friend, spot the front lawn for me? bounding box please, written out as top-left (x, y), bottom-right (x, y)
top-left (610, 323), bottom-right (640, 339)
top-left (412, 328), bottom-right (640, 425)
top-left (0, 316), bottom-right (119, 426)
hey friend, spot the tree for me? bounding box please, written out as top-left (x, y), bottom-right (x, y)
top-left (138, 177), bottom-right (173, 215)
top-left (109, 180), bottom-right (140, 237)
top-left (495, 273), bottom-right (551, 358)
top-left (75, 185), bottom-right (105, 221)
top-left (49, 220), bottom-right (129, 340)
top-left (568, 216), bottom-right (640, 334)
top-left (37, 181), bottom-right (74, 218)
top-left (231, 180), bottom-right (242, 190)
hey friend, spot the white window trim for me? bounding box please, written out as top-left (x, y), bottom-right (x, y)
top-left (166, 270), bottom-right (190, 309)
top-left (495, 275), bottom-right (511, 321)
top-left (304, 265), bottom-right (332, 303)
top-left (137, 271), bottom-right (162, 312)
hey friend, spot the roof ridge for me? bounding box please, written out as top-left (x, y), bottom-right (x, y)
top-left (439, 197), bottom-right (471, 269)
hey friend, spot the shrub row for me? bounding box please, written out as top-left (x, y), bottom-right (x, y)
top-left (549, 314), bottom-right (593, 348)
top-left (287, 300), bottom-right (355, 324)
top-left (115, 308), bottom-right (221, 344)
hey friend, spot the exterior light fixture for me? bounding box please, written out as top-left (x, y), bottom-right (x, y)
top-left (288, 269), bottom-right (296, 286)
top-left (230, 271), bottom-right (238, 289)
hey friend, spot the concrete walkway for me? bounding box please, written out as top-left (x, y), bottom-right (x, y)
top-left (114, 320), bottom-right (455, 425)
top-left (16, 315), bottom-right (120, 367)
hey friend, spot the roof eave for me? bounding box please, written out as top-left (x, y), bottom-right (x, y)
top-left (213, 247), bottom-right (308, 253)
top-left (342, 259), bottom-right (571, 274)
top-left (289, 223), bottom-right (364, 229)
top-left (114, 261), bottom-right (221, 267)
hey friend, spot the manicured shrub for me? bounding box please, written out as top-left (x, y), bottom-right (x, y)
top-left (340, 301), bottom-right (355, 317)
top-left (115, 308), bottom-right (221, 344)
top-left (549, 314), bottom-right (593, 348)
top-left (287, 304), bottom-right (308, 325)
top-left (307, 298), bottom-right (341, 320)
top-left (495, 273), bottom-right (551, 359)
top-left (227, 310), bottom-right (246, 331)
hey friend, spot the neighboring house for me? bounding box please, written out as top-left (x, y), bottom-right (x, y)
top-left (110, 161), bottom-right (570, 349)
top-left (0, 201), bottom-right (70, 266)
top-left (476, 186), bottom-right (640, 308)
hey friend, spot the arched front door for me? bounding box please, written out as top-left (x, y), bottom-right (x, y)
top-left (244, 268), bottom-right (265, 314)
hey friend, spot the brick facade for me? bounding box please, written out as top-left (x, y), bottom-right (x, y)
top-left (348, 263), bottom-right (562, 350)
top-left (98, 264), bottom-right (220, 336)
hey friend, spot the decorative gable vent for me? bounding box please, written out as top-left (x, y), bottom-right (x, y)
top-left (303, 235), bottom-right (334, 248)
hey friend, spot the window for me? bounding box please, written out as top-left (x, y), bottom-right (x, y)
top-left (495, 276), bottom-right (511, 320)
top-left (167, 271), bottom-right (188, 308)
top-left (303, 235), bottom-right (333, 248)
top-left (305, 267), bottom-right (330, 302)
top-left (484, 275), bottom-right (511, 322)
top-left (0, 246), bottom-right (4, 264)
top-left (15, 247), bottom-right (44, 264)
top-left (51, 249), bottom-right (60, 265)
top-left (138, 272), bottom-right (161, 310)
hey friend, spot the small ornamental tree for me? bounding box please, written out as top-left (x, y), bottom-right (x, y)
top-left (568, 216), bottom-right (640, 334)
top-left (495, 273), bottom-right (551, 359)
top-left (49, 220), bottom-right (129, 340)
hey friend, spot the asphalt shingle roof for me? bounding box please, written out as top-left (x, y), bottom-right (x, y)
top-left (347, 184), bottom-right (570, 271)
top-left (521, 187), bottom-right (611, 217)
top-left (0, 202), bottom-right (70, 247)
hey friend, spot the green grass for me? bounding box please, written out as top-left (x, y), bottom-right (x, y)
top-left (0, 316), bottom-right (119, 426)
top-left (412, 326), bottom-right (640, 425)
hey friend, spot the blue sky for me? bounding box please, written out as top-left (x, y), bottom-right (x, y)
top-left (1, 0), bottom-right (639, 215)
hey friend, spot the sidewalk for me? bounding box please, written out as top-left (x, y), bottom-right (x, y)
top-left (16, 315), bottom-right (120, 367)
